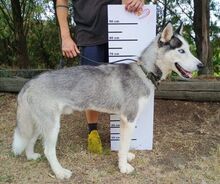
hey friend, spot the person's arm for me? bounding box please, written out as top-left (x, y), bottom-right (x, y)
top-left (56, 0), bottom-right (80, 58)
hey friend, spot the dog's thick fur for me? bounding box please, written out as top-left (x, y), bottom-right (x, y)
top-left (12, 23), bottom-right (202, 179)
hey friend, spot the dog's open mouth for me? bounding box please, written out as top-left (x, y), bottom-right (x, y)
top-left (175, 63), bottom-right (192, 78)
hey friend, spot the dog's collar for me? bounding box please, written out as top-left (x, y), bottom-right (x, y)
top-left (136, 61), bottom-right (161, 89)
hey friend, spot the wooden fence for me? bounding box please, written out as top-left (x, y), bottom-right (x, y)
top-left (0, 70), bottom-right (220, 102)
top-left (156, 81), bottom-right (220, 101)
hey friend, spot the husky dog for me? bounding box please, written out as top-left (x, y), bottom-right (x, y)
top-left (12, 23), bottom-right (203, 179)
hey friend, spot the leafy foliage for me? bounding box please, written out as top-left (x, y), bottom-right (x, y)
top-left (27, 19), bottom-right (61, 68)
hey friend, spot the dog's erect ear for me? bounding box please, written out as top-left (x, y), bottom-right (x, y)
top-left (175, 22), bottom-right (183, 35)
top-left (160, 22), bottom-right (173, 43)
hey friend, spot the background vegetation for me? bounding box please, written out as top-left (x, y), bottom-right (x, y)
top-left (0, 0), bottom-right (219, 76)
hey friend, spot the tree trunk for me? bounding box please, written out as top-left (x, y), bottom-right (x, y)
top-left (162, 0), bottom-right (167, 28)
top-left (193, 0), bottom-right (213, 75)
top-left (11, 0), bottom-right (30, 68)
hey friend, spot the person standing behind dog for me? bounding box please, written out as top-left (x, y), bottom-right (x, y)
top-left (56, 0), bottom-right (144, 154)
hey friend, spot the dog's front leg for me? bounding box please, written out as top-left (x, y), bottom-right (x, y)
top-left (118, 116), bottom-right (135, 174)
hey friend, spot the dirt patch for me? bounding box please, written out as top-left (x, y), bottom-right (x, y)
top-left (0, 93), bottom-right (219, 184)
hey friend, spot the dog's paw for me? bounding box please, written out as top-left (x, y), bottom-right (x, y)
top-left (119, 163), bottom-right (134, 174)
top-left (27, 153), bottom-right (41, 160)
top-left (127, 152), bottom-right (135, 162)
top-left (55, 168), bottom-right (72, 180)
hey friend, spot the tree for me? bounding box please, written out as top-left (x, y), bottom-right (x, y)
top-left (193, 0), bottom-right (212, 75)
top-left (11, 0), bottom-right (30, 68)
top-left (0, 0), bottom-right (35, 68)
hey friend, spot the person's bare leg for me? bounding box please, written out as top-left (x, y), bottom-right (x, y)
top-left (86, 110), bottom-right (99, 123)
top-left (86, 110), bottom-right (103, 154)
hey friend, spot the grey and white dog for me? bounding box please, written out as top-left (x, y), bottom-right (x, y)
top-left (12, 23), bottom-right (203, 179)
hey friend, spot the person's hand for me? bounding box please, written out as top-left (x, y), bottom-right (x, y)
top-left (125, 0), bottom-right (144, 15)
top-left (61, 36), bottom-right (80, 58)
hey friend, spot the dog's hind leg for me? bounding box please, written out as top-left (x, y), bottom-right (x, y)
top-left (42, 115), bottom-right (72, 180)
top-left (118, 115), bottom-right (135, 174)
top-left (25, 129), bottom-right (41, 160)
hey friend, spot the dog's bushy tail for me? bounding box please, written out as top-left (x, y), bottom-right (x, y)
top-left (12, 90), bottom-right (35, 155)
top-left (12, 84), bottom-right (38, 156)
top-left (12, 126), bottom-right (29, 155)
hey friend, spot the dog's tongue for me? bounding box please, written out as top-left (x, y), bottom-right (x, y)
top-left (184, 70), bottom-right (192, 78)
top-left (176, 63), bottom-right (192, 78)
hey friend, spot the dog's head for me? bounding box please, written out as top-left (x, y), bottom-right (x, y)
top-left (155, 23), bottom-right (203, 80)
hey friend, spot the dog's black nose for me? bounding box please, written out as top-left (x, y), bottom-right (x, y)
top-left (197, 63), bottom-right (204, 70)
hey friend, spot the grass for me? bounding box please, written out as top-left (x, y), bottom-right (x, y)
top-left (0, 93), bottom-right (219, 184)
top-left (0, 175), bottom-right (14, 183)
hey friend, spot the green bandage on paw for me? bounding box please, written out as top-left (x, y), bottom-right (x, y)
top-left (88, 130), bottom-right (103, 154)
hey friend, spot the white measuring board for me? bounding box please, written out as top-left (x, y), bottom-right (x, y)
top-left (108, 5), bottom-right (156, 150)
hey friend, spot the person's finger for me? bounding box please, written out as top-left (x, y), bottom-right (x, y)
top-left (64, 50), bottom-right (71, 58)
top-left (133, 3), bottom-right (143, 14)
top-left (62, 45), bottom-right (69, 57)
top-left (67, 50), bottom-right (74, 58)
top-left (62, 51), bottom-right (66, 57)
top-left (70, 46), bottom-right (80, 57)
top-left (129, 1), bottom-right (142, 12)
top-left (70, 49), bottom-right (77, 57)
top-left (135, 7), bottom-right (143, 16)
top-left (136, 1), bottom-right (144, 10)
top-left (125, 0), bottom-right (133, 10)
top-left (74, 45), bottom-right (80, 54)
top-left (63, 50), bottom-right (69, 58)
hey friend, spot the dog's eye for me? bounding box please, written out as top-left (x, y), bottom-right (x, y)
top-left (178, 49), bottom-right (185, 54)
